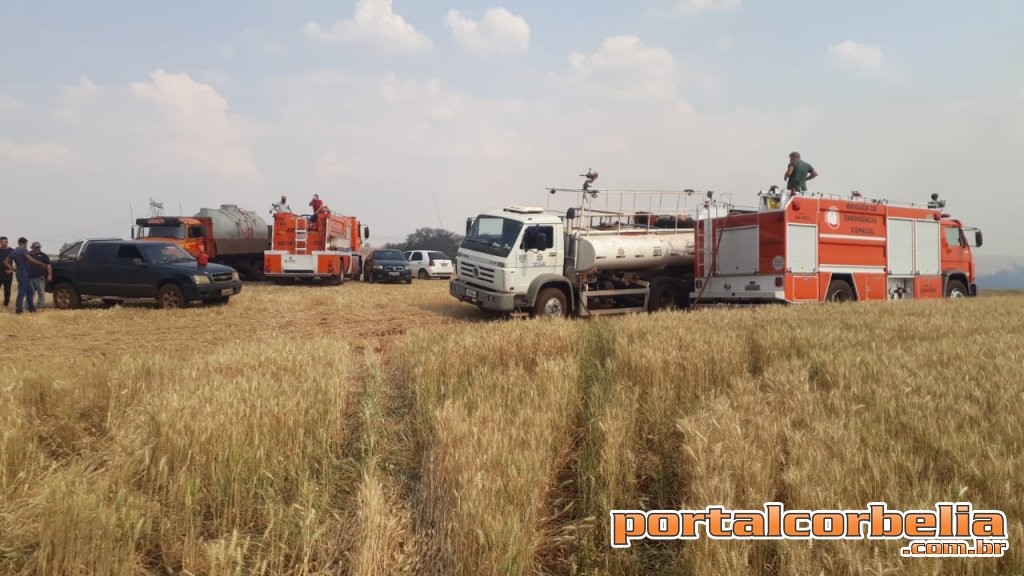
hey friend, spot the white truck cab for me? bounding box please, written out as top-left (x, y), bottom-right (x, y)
top-left (449, 206), bottom-right (568, 314)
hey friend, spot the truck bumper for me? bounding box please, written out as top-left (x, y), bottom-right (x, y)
top-left (449, 278), bottom-right (515, 312)
top-left (186, 282), bottom-right (243, 301)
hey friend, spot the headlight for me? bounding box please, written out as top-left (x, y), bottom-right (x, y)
top-left (231, 271), bottom-right (239, 282)
top-left (193, 275), bottom-right (211, 285)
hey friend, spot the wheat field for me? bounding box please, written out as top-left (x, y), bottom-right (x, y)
top-left (0, 282), bottom-right (1021, 575)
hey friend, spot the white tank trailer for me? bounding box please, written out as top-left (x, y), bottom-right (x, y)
top-left (194, 205), bottom-right (271, 280)
top-left (194, 204), bottom-right (270, 253)
top-left (573, 231), bottom-right (695, 273)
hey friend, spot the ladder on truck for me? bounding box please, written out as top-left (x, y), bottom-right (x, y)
top-left (295, 217), bottom-right (309, 255)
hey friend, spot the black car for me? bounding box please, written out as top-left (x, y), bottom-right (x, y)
top-left (48, 239), bottom-right (243, 309)
top-left (363, 249), bottom-right (413, 284)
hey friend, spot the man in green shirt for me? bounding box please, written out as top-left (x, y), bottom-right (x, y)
top-left (784, 151), bottom-right (818, 193)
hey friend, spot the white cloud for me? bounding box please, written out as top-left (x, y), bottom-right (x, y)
top-left (304, 0), bottom-right (432, 54)
top-left (674, 0), bottom-right (741, 14)
top-left (0, 138), bottom-right (71, 168)
top-left (568, 35), bottom-right (684, 103)
top-left (0, 94), bottom-right (28, 114)
top-left (52, 75), bottom-right (101, 122)
top-left (829, 40), bottom-right (884, 75)
top-left (445, 7), bottom-right (530, 56)
top-left (129, 69), bottom-right (260, 181)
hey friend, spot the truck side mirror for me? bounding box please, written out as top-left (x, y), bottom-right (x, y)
top-left (466, 217), bottom-right (475, 235)
top-left (974, 230), bottom-right (983, 248)
top-left (363, 226), bottom-right (370, 239)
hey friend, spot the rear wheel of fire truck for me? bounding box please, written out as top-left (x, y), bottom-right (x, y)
top-left (825, 279), bottom-right (855, 303)
top-left (157, 285), bottom-right (186, 309)
top-left (648, 277), bottom-right (683, 312)
top-left (53, 283), bottom-right (80, 310)
top-left (418, 269), bottom-right (429, 280)
top-left (532, 287), bottom-right (568, 318)
top-left (945, 280), bottom-right (968, 299)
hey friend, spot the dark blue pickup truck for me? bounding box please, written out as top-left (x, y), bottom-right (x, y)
top-left (48, 239), bottom-right (243, 309)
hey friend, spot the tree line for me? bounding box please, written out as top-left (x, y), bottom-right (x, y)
top-left (382, 227), bottom-right (464, 259)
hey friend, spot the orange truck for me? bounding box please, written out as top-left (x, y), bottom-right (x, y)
top-left (263, 210), bottom-right (369, 284)
top-left (134, 204), bottom-right (270, 280)
top-left (692, 189), bottom-right (983, 303)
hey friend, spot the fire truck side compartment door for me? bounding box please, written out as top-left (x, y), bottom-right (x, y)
top-left (888, 218), bottom-right (914, 276)
top-left (786, 224), bottom-right (818, 273)
top-left (716, 226), bottom-right (759, 275)
top-left (914, 220), bottom-right (940, 275)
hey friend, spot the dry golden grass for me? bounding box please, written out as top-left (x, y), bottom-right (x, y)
top-left (0, 282), bottom-right (1021, 575)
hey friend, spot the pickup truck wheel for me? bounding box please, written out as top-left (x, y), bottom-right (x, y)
top-left (157, 285), bottom-right (186, 309)
top-left (532, 287), bottom-right (568, 318)
top-left (945, 280), bottom-right (968, 299)
top-left (53, 283), bottom-right (80, 310)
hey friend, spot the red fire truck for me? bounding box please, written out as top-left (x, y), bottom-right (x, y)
top-left (692, 189), bottom-right (983, 303)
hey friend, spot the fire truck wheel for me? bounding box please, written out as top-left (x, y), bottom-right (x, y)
top-left (53, 283), bottom-right (81, 310)
top-left (157, 285), bottom-right (186, 309)
top-left (825, 280), bottom-right (855, 303)
top-left (945, 280), bottom-right (968, 299)
top-left (532, 287), bottom-right (568, 318)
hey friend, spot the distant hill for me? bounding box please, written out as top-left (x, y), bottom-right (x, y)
top-left (978, 265), bottom-right (1024, 291)
top-left (975, 254), bottom-right (1024, 290)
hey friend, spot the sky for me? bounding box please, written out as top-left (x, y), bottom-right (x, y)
top-left (1, 0), bottom-right (1022, 258)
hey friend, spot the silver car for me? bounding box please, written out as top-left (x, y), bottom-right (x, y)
top-left (404, 250), bottom-right (454, 279)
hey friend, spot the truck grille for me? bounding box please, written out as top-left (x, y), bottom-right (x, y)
top-left (385, 266), bottom-right (405, 272)
top-left (211, 272), bottom-right (234, 283)
top-left (460, 262), bottom-right (495, 282)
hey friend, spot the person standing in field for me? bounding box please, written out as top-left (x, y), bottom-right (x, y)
top-left (3, 237), bottom-right (51, 314)
top-left (784, 151), bottom-right (819, 194)
top-left (0, 237), bottom-right (12, 308)
top-left (28, 241), bottom-right (52, 308)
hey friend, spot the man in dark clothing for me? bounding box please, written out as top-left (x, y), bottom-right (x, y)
top-left (3, 237), bottom-right (50, 314)
top-left (28, 242), bottom-right (53, 308)
top-left (784, 151), bottom-right (819, 194)
top-left (0, 236), bottom-right (13, 307)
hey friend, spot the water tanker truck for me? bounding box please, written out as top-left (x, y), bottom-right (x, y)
top-left (450, 172), bottom-right (724, 317)
top-left (134, 204), bottom-right (271, 280)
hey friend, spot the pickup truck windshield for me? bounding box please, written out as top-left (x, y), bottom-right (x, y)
top-left (139, 243), bottom-right (195, 264)
top-left (138, 225), bottom-right (185, 239)
top-left (463, 216), bottom-right (523, 258)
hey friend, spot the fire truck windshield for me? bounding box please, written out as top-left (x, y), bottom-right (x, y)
top-left (463, 216), bottom-right (523, 258)
top-left (139, 225), bottom-right (185, 239)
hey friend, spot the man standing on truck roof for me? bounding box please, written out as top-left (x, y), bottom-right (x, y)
top-left (3, 237), bottom-right (50, 314)
top-left (784, 151), bottom-right (818, 194)
top-left (271, 195), bottom-right (291, 215)
top-left (0, 237), bottom-right (12, 309)
top-left (28, 242), bottom-right (52, 308)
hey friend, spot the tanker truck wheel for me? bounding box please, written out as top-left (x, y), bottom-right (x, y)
top-left (649, 278), bottom-right (683, 312)
top-left (532, 288), bottom-right (568, 318)
top-left (247, 258), bottom-right (265, 282)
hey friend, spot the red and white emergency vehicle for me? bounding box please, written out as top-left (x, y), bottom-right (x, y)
top-left (693, 188), bottom-right (983, 303)
top-left (263, 210), bottom-right (369, 285)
